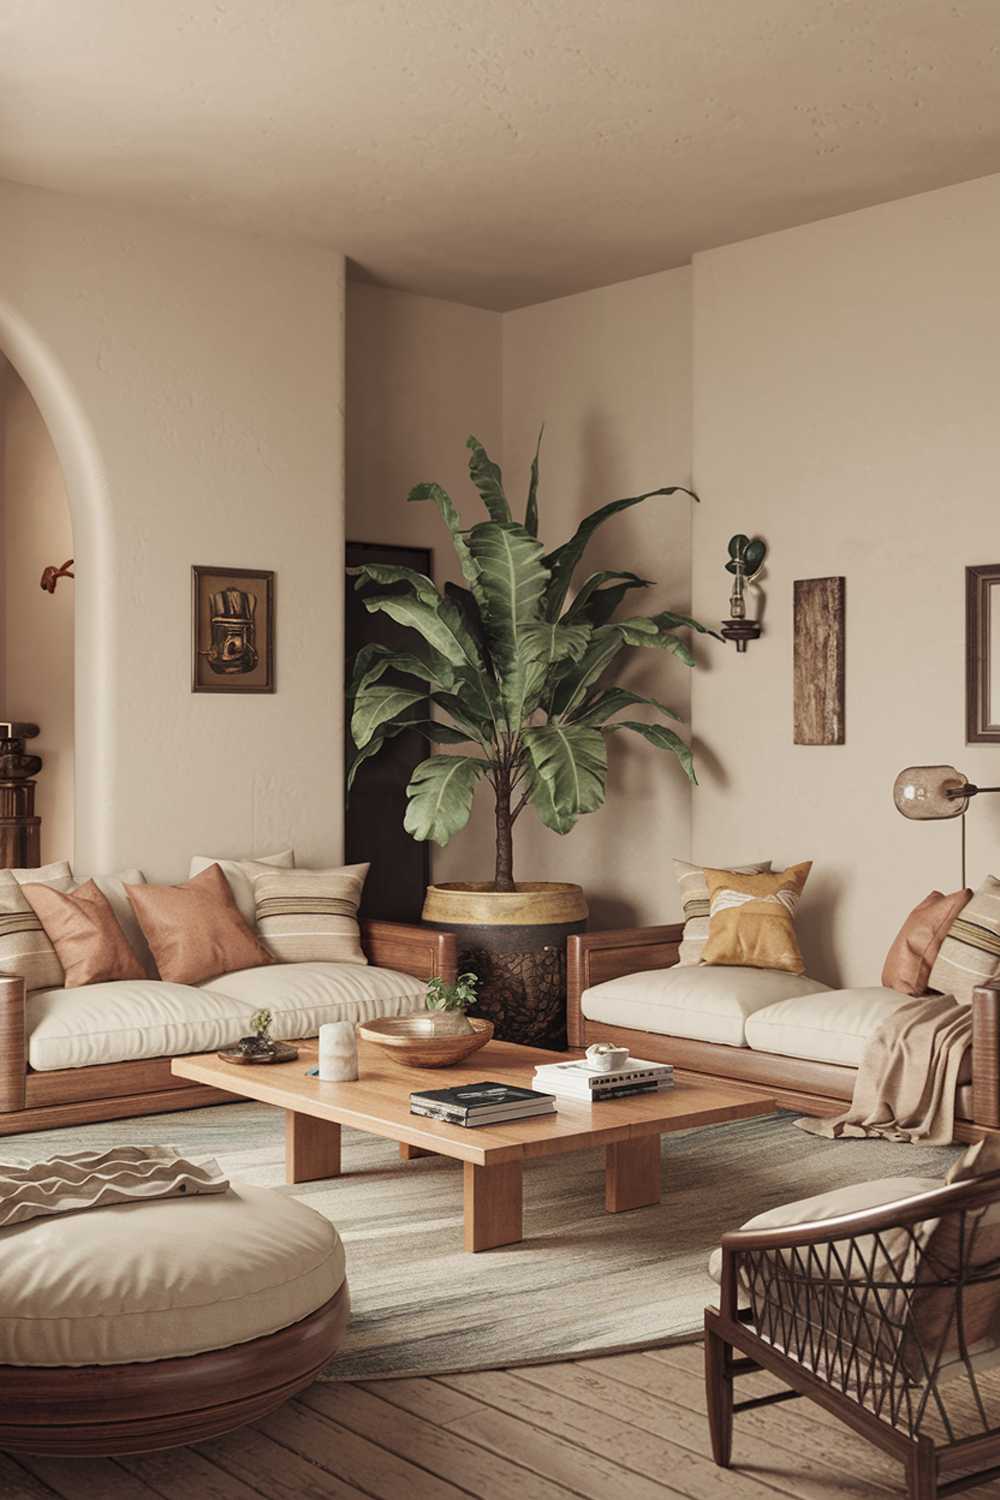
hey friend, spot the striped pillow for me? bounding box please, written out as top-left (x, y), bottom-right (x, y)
top-left (0, 862), bottom-right (75, 993)
top-left (254, 864), bottom-right (369, 965)
top-left (928, 874), bottom-right (1000, 1005)
top-left (673, 858), bottom-right (772, 965)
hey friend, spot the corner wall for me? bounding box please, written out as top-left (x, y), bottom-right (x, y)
top-left (0, 180), bottom-right (346, 880)
top-left (691, 174), bottom-right (1000, 986)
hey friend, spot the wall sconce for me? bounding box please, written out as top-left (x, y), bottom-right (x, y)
top-left (721, 534), bottom-right (766, 652)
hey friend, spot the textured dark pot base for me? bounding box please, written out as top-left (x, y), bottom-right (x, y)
top-left (431, 919), bottom-right (586, 1049)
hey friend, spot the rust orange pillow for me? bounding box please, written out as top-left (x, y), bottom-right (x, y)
top-left (126, 862), bottom-right (273, 985)
top-left (882, 888), bottom-right (972, 996)
top-left (702, 862), bottom-right (813, 974)
top-left (21, 879), bottom-right (146, 988)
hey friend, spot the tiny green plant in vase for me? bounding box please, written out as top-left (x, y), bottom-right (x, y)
top-left (424, 972), bottom-right (479, 1036)
top-left (238, 1008), bottom-right (275, 1058)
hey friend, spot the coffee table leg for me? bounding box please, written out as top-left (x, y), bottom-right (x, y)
top-left (463, 1159), bottom-right (523, 1252)
top-left (605, 1134), bottom-right (662, 1213)
top-left (285, 1110), bottom-right (342, 1184)
top-left (399, 1142), bottom-right (437, 1161)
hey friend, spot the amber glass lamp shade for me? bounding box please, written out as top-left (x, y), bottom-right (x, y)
top-left (892, 765), bottom-right (970, 820)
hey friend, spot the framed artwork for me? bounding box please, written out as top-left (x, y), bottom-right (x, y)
top-left (967, 563), bottom-right (1000, 743)
top-left (192, 565), bottom-right (274, 693)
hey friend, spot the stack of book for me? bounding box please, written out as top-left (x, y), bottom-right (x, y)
top-left (531, 1057), bottom-right (674, 1102)
top-left (409, 1081), bottom-right (556, 1127)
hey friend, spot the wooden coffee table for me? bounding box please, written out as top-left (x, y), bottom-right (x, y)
top-left (172, 1039), bottom-right (774, 1252)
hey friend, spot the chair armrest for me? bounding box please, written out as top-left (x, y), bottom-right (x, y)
top-left (972, 981), bottom-right (1000, 1128)
top-left (0, 972), bottom-right (26, 1113)
top-left (360, 920), bottom-right (457, 985)
top-left (566, 924), bottom-right (684, 1048)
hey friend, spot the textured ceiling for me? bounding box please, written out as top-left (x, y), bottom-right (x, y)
top-left (3, 0), bottom-right (1000, 309)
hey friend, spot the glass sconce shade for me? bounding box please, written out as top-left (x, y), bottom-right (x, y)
top-left (893, 765), bottom-right (970, 820)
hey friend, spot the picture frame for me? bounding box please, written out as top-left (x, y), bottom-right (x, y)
top-left (966, 563), bottom-right (1000, 743)
top-left (192, 565), bottom-right (274, 693)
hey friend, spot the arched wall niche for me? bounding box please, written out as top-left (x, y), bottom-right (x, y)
top-left (0, 305), bottom-right (111, 874)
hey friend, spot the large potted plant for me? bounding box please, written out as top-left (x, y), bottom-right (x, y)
top-left (347, 434), bottom-right (712, 1046)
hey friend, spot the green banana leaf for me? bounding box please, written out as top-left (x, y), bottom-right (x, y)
top-left (542, 485), bottom-right (697, 618)
top-left (522, 724), bottom-right (608, 834)
top-left (524, 426), bottom-right (543, 538)
top-left (404, 755), bottom-right (489, 845)
top-left (466, 436), bottom-right (511, 523)
top-left (606, 720), bottom-right (697, 784)
top-left (570, 687), bottom-right (682, 727)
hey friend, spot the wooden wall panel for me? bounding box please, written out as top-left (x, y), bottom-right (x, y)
top-left (793, 576), bottom-right (845, 745)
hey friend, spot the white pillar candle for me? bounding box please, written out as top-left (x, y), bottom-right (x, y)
top-left (319, 1021), bottom-right (358, 1082)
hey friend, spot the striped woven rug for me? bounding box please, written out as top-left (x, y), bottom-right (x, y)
top-left (10, 1102), bottom-right (960, 1380)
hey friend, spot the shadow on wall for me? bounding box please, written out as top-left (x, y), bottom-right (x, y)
top-left (799, 867), bottom-right (848, 989)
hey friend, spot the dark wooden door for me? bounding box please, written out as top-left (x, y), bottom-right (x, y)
top-left (345, 541), bottom-right (432, 922)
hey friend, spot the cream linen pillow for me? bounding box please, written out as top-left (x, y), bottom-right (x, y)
top-left (254, 864), bottom-right (369, 965)
top-left (0, 861), bottom-right (74, 992)
top-left (928, 874), bottom-right (1000, 1006)
top-left (673, 858), bottom-right (772, 965)
top-left (188, 848), bottom-right (295, 925)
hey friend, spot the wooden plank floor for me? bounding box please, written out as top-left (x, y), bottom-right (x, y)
top-left (5, 1343), bottom-right (1000, 1499)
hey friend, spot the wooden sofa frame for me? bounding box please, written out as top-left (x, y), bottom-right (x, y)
top-left (0, 920), bottom-right (457, 1137)
top-left (568, 924), bottom-right (1000, 1144)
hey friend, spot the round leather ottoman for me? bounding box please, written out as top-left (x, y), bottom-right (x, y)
top-left (0, 1184), bottom-right (349, 1455)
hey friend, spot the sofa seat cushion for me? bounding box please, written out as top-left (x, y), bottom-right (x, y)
top-left (580, 966), bottom-right (831, 1048)
top-left (745, 987), bottom-right (972, 1080)
top-left (200, 961), bottom-right (427, 1039)
top-left (0, 1184), bottom-right (345, 1366)
top-left (27, 979), bottom-right (256, 1072)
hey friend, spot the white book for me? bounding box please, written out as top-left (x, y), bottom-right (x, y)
top-left (537, 1078), bottom-right (675, 1101)
top-left (533, 1058), bottom-right (673, 1090)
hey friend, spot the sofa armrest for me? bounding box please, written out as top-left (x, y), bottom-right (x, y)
top-left (0, 972), bottom-right (26, 1113)
top-left (972, 981), bottom-right (1000, 1128)
top-left (360, 920), bottom-right (457, 985)
top-left (566, 924), bottom-right (684, 1048)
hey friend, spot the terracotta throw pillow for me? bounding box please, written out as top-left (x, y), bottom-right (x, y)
top-left (882, 889), bottom-right (972, 997)
top-left (126, 863), bottom-right (273, 986)
top-left (702, 862), bottom-right (813, 975)
top-left (21, 879), bottom-right (146, 988)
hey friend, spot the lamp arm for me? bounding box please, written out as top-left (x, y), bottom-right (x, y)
top-left (947, 784), bottom-right (1000, 800)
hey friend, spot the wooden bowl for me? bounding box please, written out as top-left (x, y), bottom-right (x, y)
top-left (357, 1015), bottom-right (494, 1067)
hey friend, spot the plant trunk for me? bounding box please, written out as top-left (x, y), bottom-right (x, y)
top-left (493, 770), bottom-right (515, 892)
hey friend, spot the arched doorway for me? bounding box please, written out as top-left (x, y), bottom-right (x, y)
top-left (0, 359), bottom-right (74, 864)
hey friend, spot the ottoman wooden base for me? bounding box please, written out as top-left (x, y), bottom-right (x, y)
top-left (0, 1281), bottom-right (349, 1456)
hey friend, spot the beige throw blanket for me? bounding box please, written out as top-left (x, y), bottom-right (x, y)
top-left (0, 1146), bottom-right (229, 1228)
top-left (795, 992), bottom-right (971, 1145)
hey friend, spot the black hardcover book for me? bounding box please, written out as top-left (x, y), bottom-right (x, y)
top-left (409, 1081), bottom-right (553, 1115)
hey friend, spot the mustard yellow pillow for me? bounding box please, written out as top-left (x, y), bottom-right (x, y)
top-left (702, 862), bottom-right (812, 974)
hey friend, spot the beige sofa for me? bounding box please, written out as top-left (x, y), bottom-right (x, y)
top-left (568, 924), bottom-right (1000, 1141)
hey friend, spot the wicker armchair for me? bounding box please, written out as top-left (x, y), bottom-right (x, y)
top-left (706, 1166), bottom-right (1000, 1500)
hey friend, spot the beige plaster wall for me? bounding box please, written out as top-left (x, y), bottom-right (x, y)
top-left (1, 369), bottom-right (74, 862)
top-left (346, 272), bottom-right (695, 925)
top-left (691, 173), bottom-right (1000, 987)
top-left (0, 180), bottom-right (346, 880)
top-left (501, 270), bottom-right (695, 927)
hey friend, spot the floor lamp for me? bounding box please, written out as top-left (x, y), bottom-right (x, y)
top-left (893, 765), bottom-right (1000, 887)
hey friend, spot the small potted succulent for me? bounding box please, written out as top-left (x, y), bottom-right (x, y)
top-left (238, 1008), bottom-right (276, 1059)
top-left (423, 972), bottom-right (479, 1036)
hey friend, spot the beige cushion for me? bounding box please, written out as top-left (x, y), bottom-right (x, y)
top-left (26, 978), bottom-right (256, 1071)
top-left (189, 848), bottom-right (295, 925)
top-left (0, 861), bottom-right (75, 993)
top-left (707, 1175), bottom-right (940, 1284)
top-left (254, 864), bottom-right (369, 965)
top-left (201, 961), bottom-right (426, 1039)
top-left (928, 873), bottom-right (1000, 1006)
top-left (580, 965), bottom-right (830, 1048)
top-left (27, 964), bottom-right (429, 1070)
top-left (0, 1184), bottom-right (345, 1366)
top-left (745, 985), bottom-right (946, 1069)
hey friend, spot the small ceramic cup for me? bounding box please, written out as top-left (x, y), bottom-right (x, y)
top-left (585, 1042), bottom-right (630, 1073)
top-left (319, 1021), bottom-right (359, 1081)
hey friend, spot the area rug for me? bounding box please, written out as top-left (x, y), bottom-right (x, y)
top-left (10, 1103), bottom-right (961, 1380)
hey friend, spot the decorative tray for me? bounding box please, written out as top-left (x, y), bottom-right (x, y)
top-left (216, 1043), bottom-right (300, 1066)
